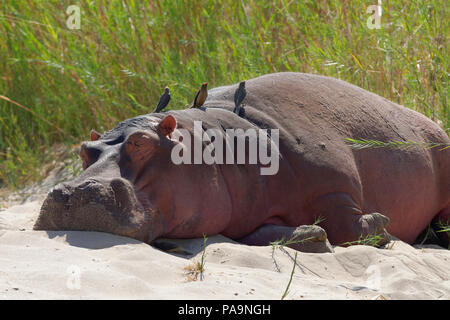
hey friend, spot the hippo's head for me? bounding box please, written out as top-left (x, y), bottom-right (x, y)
top-left (34, 113), bottom-right (232, 243)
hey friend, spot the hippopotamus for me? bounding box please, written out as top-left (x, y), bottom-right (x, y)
top-left (34, 72), bottom-right (450, 251)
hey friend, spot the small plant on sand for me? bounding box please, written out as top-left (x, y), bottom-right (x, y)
top-left (340, 233), bottom-right (385, 247)
top-left (281, 252), bottom-right (297, 300)
top-left (184, 233), bottom-right (207, 281)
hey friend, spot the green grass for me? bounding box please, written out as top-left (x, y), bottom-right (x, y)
top-left (0, 0), bottom-right (448, 187)
top-left (416, 220), bottom-right (449, 248)
top-left (345, 138), bottom-right (450, 150)
top-left (281, 251), bottom-right (297, 300)
top-left (436, 221), bottom-right (450, 233)
top-left (270, 235), bottom-right (315, 248)
top-left (198, 233), bottom-right (207, 280)
top-left (340, 233), bottom-right (385, 247)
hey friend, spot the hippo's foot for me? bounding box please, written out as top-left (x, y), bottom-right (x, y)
top-left (356, 212), bottom-right (392, 247)
top-left (337, 212), bottom-right (391, 247)
top-left (238, 224), bottom-right (334, 253)
top-left (311, 193), bottom-right (392, 247)
top-left (322, 210), bottom-right (391, 247)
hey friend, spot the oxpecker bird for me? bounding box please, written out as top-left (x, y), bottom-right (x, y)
top-left (153, 87), bottom-right (171, 113)
top-left (191, 82), bottom-right (208, 108)
top-left (233, 81), bottom-right (246, 116)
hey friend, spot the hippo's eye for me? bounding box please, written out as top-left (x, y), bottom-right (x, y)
top-left (104, 135), bottom-right (125, 145)
top-left (122, 131), bottom-right (158, 164)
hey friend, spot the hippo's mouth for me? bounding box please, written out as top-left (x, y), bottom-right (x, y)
top-left (34, 177), bottom-right (157, 242)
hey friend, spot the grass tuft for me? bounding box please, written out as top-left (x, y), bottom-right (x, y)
top-left (340, 233), bottom-right (385, 247)
top-left (184, 233), bottom-right (207, 281)
top-left (281, 251), bottom-right (297, 300)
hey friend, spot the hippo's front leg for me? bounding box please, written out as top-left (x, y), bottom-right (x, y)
top-left (237, 224), bottom-right (334, 253)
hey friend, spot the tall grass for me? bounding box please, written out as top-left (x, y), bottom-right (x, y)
top-left (0, 0), bottom-right (448, 187)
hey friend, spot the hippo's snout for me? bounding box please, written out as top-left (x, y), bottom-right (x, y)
top-left (34, 177), bottom-right (152, 241)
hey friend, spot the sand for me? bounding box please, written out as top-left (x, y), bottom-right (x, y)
top-left (0, 196), bottom-right (449, 300)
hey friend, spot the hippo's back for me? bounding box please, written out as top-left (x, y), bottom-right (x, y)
top-left (209, 72), bottom-right (446, 146)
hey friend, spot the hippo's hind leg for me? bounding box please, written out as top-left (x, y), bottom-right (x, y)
top-left (313, 192), bottom-right (391, 246)
top-left (237, 224), bottom-right (334, 253)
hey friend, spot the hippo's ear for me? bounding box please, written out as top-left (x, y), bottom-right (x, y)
top-left (157, 115), bottom-right (177, 137)
top-left (90, 129), bottom-right (101, 141)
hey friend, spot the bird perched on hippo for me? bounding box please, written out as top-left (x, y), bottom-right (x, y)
top-left (233, 81), bottom-right (246, 116)
top-left (34, 72), bottom-right (450, 252)
top-left (191, 82), bottom-right (208, 108)
top-left (153, 86), bottom-right (171, 113)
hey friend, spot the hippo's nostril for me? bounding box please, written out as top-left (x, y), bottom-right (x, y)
top-left (77, 179), bottom-right (102, 190)
top-left (110, 178), bottom-right (135, 210)
top-left (110, 178), bottom-right (128, 189)
top-left (49, 184), bottom-right (70, 204)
